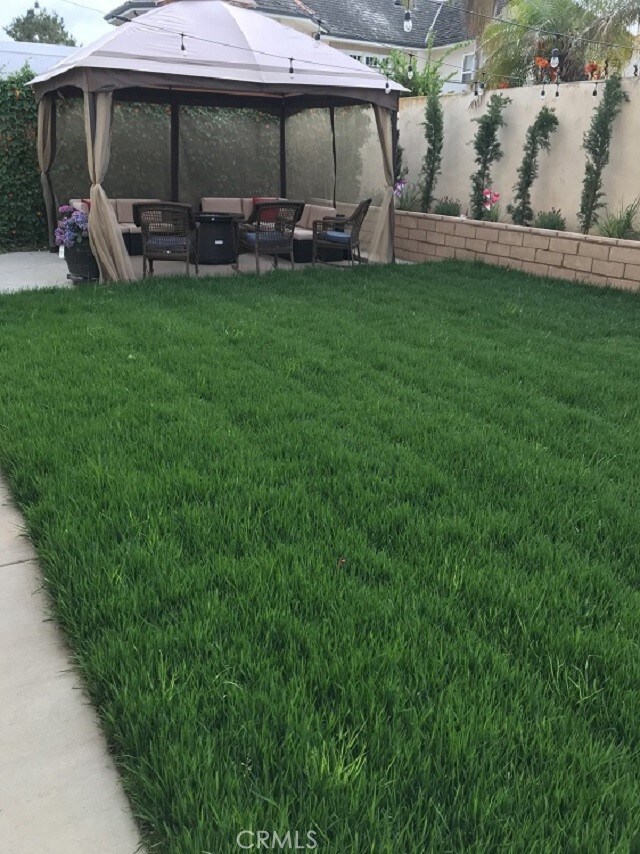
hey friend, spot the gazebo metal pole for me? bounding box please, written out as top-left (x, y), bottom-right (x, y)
top-left (391, 108), bottom-right (398, 262)
top-left (329, 106), bottom-right (337, 209)
top-left (170, 100), bottom-right (180, 202)
top-left (279, 98), bottom-right (287, 198)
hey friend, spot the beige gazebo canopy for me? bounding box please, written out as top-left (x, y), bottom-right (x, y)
top-left (31, 0), bottom-right (404, 281)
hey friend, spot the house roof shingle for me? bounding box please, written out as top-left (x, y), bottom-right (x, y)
top-left (105, 0), bottom-right (471, 50)
top-left (254, 0), bottom-right (471, 49)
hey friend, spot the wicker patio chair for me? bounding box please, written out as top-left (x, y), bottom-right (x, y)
top-left (133, 202), bottom-right (199, 278)
top-left (238, 201), bottom-right (304, 274)
top-left (312, 198), bottom-right (372, 267)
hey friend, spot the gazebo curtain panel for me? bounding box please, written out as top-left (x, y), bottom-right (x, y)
top-left (83, 92), bottom-right (134, 282)
top-left (369, 106), bottom-right (394, 265)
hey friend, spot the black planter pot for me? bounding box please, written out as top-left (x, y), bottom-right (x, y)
top-left (65, 241), bottom-right (99, 282)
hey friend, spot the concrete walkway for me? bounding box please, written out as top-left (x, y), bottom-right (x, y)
top-left (0, 476), bottom-right (142, 853)
top-left (0, 249), bottom-right (309, 293)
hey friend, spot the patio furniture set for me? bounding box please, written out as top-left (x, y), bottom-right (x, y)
top-left (69, 196), bottom-right (372, 278)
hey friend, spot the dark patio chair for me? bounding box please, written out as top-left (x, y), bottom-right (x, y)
top-left (133, 202), bottom-right (199, 278)
top-left (238, 201), bottom-right (304, 274)
top-left (312, 198), bottom-right (372, 267)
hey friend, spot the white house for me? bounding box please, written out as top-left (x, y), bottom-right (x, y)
top-left (0, 39), bottom-right (75, 77)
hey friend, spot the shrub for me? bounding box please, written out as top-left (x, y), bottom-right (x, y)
top-left (534, 208), bottom-right (567, 231)
top-left (485, 202), bottom-right (502, 223)
top-left (394, 180), bottom-right (423, 212)
top-left (599, 199), bottom-right (640, 240)
top-left (433, 196), bottom-right (462, 216)
top-left (0, 65), bottom-right (48, 251)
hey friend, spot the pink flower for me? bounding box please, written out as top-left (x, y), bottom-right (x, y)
top-left (482, 189), bottom-right (500, 209)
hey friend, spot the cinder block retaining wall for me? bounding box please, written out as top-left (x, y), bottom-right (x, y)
top-left (395, 211), bottom-right (640, 292)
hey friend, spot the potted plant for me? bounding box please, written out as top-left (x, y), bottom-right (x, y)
top-left (55, 205), bottom-right (99, 281)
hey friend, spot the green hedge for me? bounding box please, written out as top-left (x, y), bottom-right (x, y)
top-left (0, 66), bottom-right (48, 251)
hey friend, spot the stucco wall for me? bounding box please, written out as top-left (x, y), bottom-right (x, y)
top-left (399, 78), bottom-right (640, 233)
top-left (394, 210), bottom-right (640, 292)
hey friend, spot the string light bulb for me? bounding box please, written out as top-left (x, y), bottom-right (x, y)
top-left (592, 81), bottom-right (598, 96)
top-left (385, 75), bottom-right (390, 94)
top-left (404, 10), bottom-right (412, 32)
top-left (407, 53), bottom-right (414, 80)
top-left (473, 81), bottom-right (479, 97)
top-left (180, 33), bottom-right (187, 55)
top-left (540, 82), bottom-right (546, 99)
top-left (289, 57), bottom-right (294, 76)
top-left (555, 78), bottom-right (560, 97)
top-left (634, 63), bottom-right (638, 77)
top-left (313, 18), bottom-right (322, 48)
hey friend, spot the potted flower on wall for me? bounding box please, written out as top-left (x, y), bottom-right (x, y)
top-left (55, 205), bottom-right (99, 282)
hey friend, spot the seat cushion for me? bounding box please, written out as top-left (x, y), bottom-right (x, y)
top-left (252, 197), bottom-right (278, 222)
top-left (294, 227), bottom-right (313, 240)
top-left (117, 199), bottom-right (160, 224)
top-left (301, 204), bottom-right (337, 229)
top-left (201, 197), bottom-right (244, 215)
top-left (318, 229), bottom-right (351, 245)
top-left (70, 199), bottom-right (90, 215)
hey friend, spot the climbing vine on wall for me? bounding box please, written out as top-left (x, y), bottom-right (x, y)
top-left (0, 66), bottom-right (48, 251)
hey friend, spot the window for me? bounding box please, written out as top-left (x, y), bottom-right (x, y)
top-left (461, 52), bottom-right (476, 84)
top-left (349, 53), bottom-right (387, 68)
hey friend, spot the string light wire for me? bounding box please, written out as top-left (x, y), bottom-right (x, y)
top-left (50, 0), bottom-right (640, 92)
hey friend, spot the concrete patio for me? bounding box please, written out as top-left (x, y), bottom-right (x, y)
top-left (0, 249), bottom-right (313, 294)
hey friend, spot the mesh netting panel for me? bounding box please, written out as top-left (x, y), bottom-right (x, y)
top-left (285, 109), bottom-right (333, 203)
top-left (334, 105), bottom-right (387, 256)
top-left (179, 107), bottom-right (279, 208)
top-left (51, 98), bottom-right (88, 205)
top-left (104, 102), bottom-right (171, 200)
top-left (51, 100), bottom-right (171, 204)
top-left (334, 105), bottom-right (384, 206)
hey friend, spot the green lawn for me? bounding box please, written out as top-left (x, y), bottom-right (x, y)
top-left (1, 261), bottom-right (639, 853)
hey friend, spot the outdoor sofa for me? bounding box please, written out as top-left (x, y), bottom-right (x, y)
top-left (71, 198), bottom-right (160, 256)
top-left (69, 196), bottom-right (356, 264)
top-left (200, 197), bottom-right (340, 262)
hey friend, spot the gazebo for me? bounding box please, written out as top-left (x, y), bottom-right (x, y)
top-left (30, 0), bottom-right (404, 282)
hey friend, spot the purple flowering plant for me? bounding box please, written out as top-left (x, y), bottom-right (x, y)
top-left (55, 205), bottom-right (89, 249)
top-left (394, 179), bottom-right (407, 198)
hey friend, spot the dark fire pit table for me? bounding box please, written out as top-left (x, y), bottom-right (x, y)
top-left (195, 212), bottom-right (240, 265)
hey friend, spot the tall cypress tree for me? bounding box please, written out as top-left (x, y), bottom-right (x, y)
top-left (578, 76), bottom-right (628, 234)
top-left (469, 94), bottom-right (510, 221)
top-left (509, 106), bottom-right (559, 227)
top-left (421, 77), bottom-right (444, 213)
